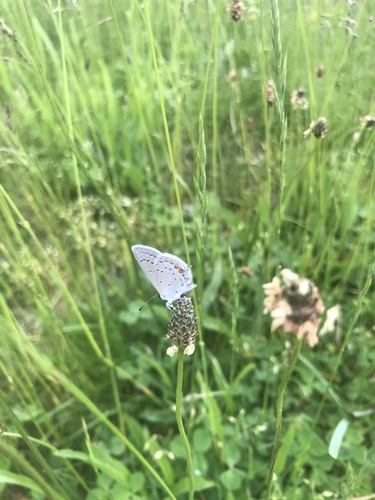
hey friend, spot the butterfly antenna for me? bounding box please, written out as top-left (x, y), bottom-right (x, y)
top-left (138, 294), bottom-right (158, 312)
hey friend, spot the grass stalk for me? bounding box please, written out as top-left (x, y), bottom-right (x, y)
top-left (175, 347), bottom-right (195, 500)
top-left (0, 438), bottom-right (63, 500)
top-left (228, 246), bottom-right (239, 384)
top-left (141, 3), bottom-right (190, 258)
top-left (194, 115), bottom-right (209, 391)
top-left (265, 339), bottom-right (303, 499)
top-left (257, 0), bottom-right (273, 210)
top-left (56, 0), bottom-right (124, 433)
top-left (2, 431), bottom-right (90, 492)
top-left (270, 0), bottom-right (288, 258)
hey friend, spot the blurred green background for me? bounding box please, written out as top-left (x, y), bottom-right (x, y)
top-left (0, 0), bottom-right (374, 498)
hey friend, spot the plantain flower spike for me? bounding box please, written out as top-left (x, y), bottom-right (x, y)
top-left (228, 0), bottom-right (245, 21)
top-left (166, 295), bottom-right (198, 357)
top-left (303, 117), bottom-right (328, 139)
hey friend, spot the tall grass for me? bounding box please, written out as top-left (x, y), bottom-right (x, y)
top-left (1, 0), bottom-right (374, 498)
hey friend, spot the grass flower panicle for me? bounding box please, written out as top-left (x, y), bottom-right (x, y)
top-left (167, 295), bottom-right (198, 356)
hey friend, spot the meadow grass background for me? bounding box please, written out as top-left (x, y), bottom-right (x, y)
top-left (0, 0), bottom-right (374, 498)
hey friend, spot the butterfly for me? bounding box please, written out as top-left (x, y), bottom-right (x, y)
top-left (132, 245), bottom-right (196, 308)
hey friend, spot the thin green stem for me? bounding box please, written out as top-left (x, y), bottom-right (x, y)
top-left (257, 0), bottom-right (272, 209)
top-left (194, 115), bottom-right (209, 393)
top-left (270, 0), bottom-right (287, 213)
top-left (176, 348), bottom-right (194, 500)
top-left (265, 339), bottom-right (303, 499)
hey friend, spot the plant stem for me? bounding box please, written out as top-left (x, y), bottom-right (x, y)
top-left (176, 347), bottom-right (194, 500)
top-left (265, 339), bottom-right (302, 499)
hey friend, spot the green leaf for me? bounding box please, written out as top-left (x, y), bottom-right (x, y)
top-left (143, 435), bottom-right (175, 486)
top-left (86, 488), bottom-right (110, 500)
top-left (197, 373), bottom-right (224, 443)
top-left (129, 471), bottom-right (145, 493)
top-left (275, 424), bottom-right (296, 474)
top-left (192, 453), bottom-right (209, 477)
top-left (201, 316), bottom-right (231, 336)
top-left (54, 449), bottom-right (90, 461)
top-left (169, 435), bottom-right (185, 458)
top-left (231, 363), bottom-right (256, 390)
top-left (55, 446), bottom-right (130, 485)
top-left (0, 469), bottom-right (43, 494)
top-left (174, 475), bottom-right (216, 495)
top-left (219, 468), bottom-right (244, 491)
top-left (193, 428), bottom-right (212, 453)
top-left (90, 446), bottom-right (130, 485)
top-left (201, 259), bottom-right (223, 309)
top-left (110, 436), bottom-right (126, 456)
top-left (222, 442), bottom-right (241, 468)
top-left (112, 483), bottom-right (144, 500)
top-left (125, 414), bottom-right (149, 449)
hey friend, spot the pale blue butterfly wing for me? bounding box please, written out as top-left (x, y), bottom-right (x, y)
top-left (132, 245), bottom-right (196, 306)
top-left (154, 252), bottom-right (196, 302)
top-left (131, 245), bottom-right (163, 292)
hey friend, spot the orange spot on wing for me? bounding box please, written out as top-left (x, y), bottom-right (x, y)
top-left (174, 264), bottom-right (185, 274)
